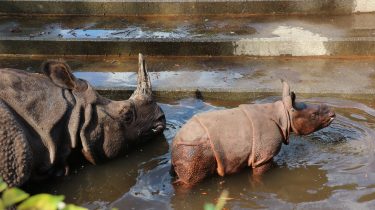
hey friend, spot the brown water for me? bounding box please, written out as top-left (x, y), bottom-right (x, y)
top-left (23, 96), bottom-right (375, 209)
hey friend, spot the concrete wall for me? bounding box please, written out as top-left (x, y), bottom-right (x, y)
top-left (0, 0), bottom-right (374, 16)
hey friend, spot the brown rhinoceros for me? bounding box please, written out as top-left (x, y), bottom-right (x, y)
top-left (171, 81), bottom-right (335, 186)
top-left (0, 54), bottom-right (166, 187)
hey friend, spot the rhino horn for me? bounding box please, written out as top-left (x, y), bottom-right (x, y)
top-left (130, 53), bottom-right (152, 100)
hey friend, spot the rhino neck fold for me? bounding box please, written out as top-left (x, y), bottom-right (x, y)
top-left (193, 116), bottom-right (226, 177)
top-left (278, 101), bottom-right (291, 144)
top-left (70, 89), bottom-right (104, 165)
top-left (67, 101), bottom-right (81, 149)
top-left (240, 101), bottom-right (290, 168)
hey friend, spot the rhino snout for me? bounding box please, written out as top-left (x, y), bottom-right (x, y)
top-left (322, 106), bottom-right (335, 127)
top-left (328, 110), bottom-right (335, 121)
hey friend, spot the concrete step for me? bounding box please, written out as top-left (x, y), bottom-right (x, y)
top-left (0, 0), bottom-right (374, 16)
top-left (1, 14), bottom-right (375, 56)
top-left (0, 55), bottom-right (373, 100)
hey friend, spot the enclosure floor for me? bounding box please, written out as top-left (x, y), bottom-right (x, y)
top-left (0, 55), bottom-right (374, 100)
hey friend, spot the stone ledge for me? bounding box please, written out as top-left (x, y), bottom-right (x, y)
top-left (0, 0), bottom-right (374, 16)
top-left (1, 38), bottom-right (375, 56)
top-left (0, 55), bottom-right (374, 101)
top-left (1, 14), bottom-right (374, 56)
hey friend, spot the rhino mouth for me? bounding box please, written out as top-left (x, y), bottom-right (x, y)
top-left (328, 117), bottom-right (335, 125)
top-left (323, 115), bottom-right (335, 128)
top-left (152, 122), bottom-right (165, 134)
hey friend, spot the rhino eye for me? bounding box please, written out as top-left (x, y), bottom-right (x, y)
top-left (123, 110), bottom-right (133, 123)
top-left (311, 113), bottom-right (318, 119)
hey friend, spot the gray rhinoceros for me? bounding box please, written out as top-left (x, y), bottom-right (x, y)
top-left (0, 54), bottom-right (166, 187)
top-left (171, 81), bottom-right (335, 186)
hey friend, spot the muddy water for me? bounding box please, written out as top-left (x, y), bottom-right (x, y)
top-left (25, 97), bottom-right (375, 209)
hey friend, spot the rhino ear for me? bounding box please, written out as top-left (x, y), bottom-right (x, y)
top-left (291, 91), bottom-right (296, 103)
top-left (281, 80), bottom-right (294, 110)
top-left (41, 60), bottom-right (77, 89)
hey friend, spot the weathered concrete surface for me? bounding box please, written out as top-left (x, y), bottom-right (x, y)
top-left (0, 0), bottom-right (374, 16)
top-left (0, 55), bottom-right (374, 100)
top-left (1, 14), bottom-right (375, 56)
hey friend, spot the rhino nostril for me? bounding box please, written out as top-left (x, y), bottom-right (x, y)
top-left (328, 111), bottom-right (335, 118)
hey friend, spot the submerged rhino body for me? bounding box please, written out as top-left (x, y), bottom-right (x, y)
top-left (171, 81), bottom-right (335, 186)
top-left (0, 54), bottom-right (166, 187)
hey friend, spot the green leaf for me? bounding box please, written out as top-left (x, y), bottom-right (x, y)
top-left (0, 199), bottom-right (5, 210)
top-left (2, 188), bottom-right (29, 207)
top-left (203, 190), bottom-right (229, 210)
top-left (62, 204), bottom-right (88, 210)
top-left (214, 190), bottom-right (229, 210)
top-left (0, 178), bottom-right (7, 193)
top-left (18, 194), bottom-right (64, 210)
top-left (203, 203), bottom-right (216, 210)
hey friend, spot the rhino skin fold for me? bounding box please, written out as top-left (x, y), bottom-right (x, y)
top-left (0, 54), bottom-right (166, 187)
top-left (172, 81), bottom-right (335, 186)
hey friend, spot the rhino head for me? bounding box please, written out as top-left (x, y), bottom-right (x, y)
top-left (42, 54), bottom-right (166, 164)
top-left (281, 81), bottom-right (335, 135)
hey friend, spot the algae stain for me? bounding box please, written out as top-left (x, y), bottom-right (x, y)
top-left (358, 191), bottom-right (375, 202)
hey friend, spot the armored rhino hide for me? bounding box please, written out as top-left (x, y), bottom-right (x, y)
top-left (172, 100), bottom-right (290, 178)
top-left (172, 81), bottom-right (335, 186)
top-left (0, 54), bottom-right (166, 187)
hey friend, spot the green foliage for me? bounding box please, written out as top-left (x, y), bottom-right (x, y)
top-left (0, 177), bottom-right (228, 210)
top-left (2, 188), bottom-right (30, 207)
top-left (18, 194), bottom-right (64, 210)
top-left (0, 177), bottom-right (87, 210)
top-left (203, 203), bottom-right (216, 210)
top-left (204, 190), bottom-right (229, 210)
top-left (0, 179), bottom-right (7, 193)
top-left (61, 204), bottom-right (87, 210)
top-left (0, 200), bottom-right (4, 210)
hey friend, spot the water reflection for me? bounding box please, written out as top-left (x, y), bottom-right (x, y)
top-left (23, 97), bottom-right (375, 209)
top-left (25, 134), bottom-right (169, 206)
top-left (73, 71), bottom-right (243, 90)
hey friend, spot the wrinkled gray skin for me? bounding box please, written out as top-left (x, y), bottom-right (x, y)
top-left (0, 54), bottom-right (166, 187)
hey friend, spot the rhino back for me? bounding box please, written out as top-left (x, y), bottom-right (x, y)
top-left (194, 108), bottom-right (253, 176)
top-left (172, 117), bottom-right (208, 146)
top-left (0, 68), bottom-right (75, 164)
top-left (0, 69), bottom-right (72, 123)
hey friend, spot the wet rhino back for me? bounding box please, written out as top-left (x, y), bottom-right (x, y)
top-left (0, 69), bottom-right (75, 164)
top-left (172, 116), bottom-right (208, 146)
top-left (195, 108), bottom-right (253, 176)
top-left (173, 108), bottom-right (253, 176)
top-left (172, 102), bottom-right (290, 185)
top-left (0, 68), bottom-right (73, 118)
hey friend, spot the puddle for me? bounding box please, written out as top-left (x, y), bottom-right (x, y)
top-left (23, 96), bottom-right (375, 209)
